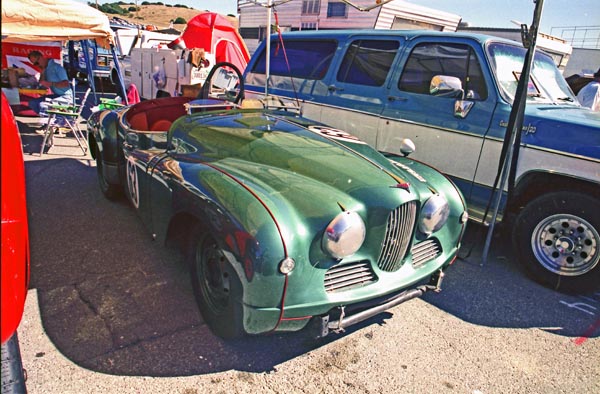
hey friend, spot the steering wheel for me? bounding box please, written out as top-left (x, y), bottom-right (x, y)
top-left (197, 62), bottom-right (245, 104)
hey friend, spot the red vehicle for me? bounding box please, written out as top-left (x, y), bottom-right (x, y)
top-left (1, 91), bottom-right (30, 393)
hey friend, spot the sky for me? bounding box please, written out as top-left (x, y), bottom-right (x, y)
top-left (79, 0), bottom-right (599, 34)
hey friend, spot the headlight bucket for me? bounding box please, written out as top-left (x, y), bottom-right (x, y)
top-left (419, 194), bottom-right (450, 235)
top-left (322, 210), bottom-right (366, 259)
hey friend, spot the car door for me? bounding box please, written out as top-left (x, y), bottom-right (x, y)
top-left (123, 133), bottom-right (159, 230)
top-left (320, 37), bottom-right (404, 146)
top-left (147, 154), bottom-right (178, 244)
top-left (378, 38), bottom-right (498, 204)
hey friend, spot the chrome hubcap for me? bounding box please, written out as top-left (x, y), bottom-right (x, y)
top-left (531, 214), bottom-right (599, 276)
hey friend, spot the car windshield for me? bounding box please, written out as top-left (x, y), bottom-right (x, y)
top-left (487, 42), bottom-right (577, 105)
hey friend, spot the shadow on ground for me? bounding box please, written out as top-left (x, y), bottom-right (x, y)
top-left (423, 223), bottom-right (599, 339)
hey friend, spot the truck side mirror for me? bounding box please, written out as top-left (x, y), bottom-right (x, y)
top-left (430, 75), bottom-right (464, 98)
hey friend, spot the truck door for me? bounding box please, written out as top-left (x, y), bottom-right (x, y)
top-left (379, 39), bottom-right (497, 200)
top-left (321, 38), bottom-right (403, 146)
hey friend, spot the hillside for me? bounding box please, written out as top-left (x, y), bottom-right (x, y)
top-left (96, 3), bottom-right (237, 31)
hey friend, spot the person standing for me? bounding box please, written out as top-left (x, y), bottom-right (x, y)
top-left (27, 50), bottom-right (73, 115)
top-left (576, 68), bottom-right (600, 112)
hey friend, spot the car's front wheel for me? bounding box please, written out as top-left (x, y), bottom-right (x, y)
top-left (188, 226), bottom-right (245, 339)
top-left (514, 192), bottom-right (600, 293)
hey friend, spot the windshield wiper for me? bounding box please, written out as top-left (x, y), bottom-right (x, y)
top-left (556, 97), bottom-right (574, 102)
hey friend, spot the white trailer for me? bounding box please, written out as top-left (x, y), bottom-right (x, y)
top-left (129, 47), bottom-right (215, 100)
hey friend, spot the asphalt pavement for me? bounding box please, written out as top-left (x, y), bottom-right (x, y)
top-left (14, 116), bottom-right (600, 394)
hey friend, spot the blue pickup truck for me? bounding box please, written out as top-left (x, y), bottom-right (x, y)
top-left (244, 29), bottom-right (600, 293)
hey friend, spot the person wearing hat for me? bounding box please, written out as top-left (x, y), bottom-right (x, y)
top-left (576, 68), bottom-right (600, 111)
top-left (27, 50), bottom-right (73, 116)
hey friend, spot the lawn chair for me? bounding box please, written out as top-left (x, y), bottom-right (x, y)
top-left (39, 84), bottom-right (91, 156)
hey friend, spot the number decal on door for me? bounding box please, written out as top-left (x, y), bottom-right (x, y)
top-left (126, 157), bottom-right (140, 208)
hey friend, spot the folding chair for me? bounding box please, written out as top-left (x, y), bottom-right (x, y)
top-left (39, 86), bottom-right (91, 156)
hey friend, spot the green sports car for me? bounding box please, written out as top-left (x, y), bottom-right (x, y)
top-left (88, 63), bottom-right (468, 339)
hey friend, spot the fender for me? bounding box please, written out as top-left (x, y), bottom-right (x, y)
top-left (89, 109), bottom-right (126, 184)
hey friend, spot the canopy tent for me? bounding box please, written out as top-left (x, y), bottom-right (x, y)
top-left (1, 0), bottom-right (127, 104)
top-left (1, 0), bottom-right (114, 48)
top-left (177, 12), bottom-right (250, 72)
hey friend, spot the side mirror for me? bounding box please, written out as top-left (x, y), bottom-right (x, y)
top-left (430, 75), bottom-right (464, 98)
top-left (400, 138), bottom-right (416, 157)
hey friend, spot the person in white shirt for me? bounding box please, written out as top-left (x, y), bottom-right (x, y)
top-left (576, 68), bottom-right (600, 112)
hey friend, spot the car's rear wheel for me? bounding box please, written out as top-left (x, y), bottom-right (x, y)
top-left (95, 146), bottom-right (122, 200)
top-left (188, 226), bottom-right (245, 339)
top-left (514, 192), bottom-right (600, 293)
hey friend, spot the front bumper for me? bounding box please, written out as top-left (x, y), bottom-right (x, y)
top-left (242, 268), bottom-right (446, 336)
top-left (310, 269), bottom-right (445, 338)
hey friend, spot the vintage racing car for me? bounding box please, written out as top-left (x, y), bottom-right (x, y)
top-left (88, 63), bottom-right (468, 338)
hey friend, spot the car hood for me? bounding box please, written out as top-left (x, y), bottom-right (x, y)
top-left (170, 111), bottom-right (430, 212)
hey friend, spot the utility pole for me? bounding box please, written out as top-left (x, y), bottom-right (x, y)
top-left (481, 0), bottom-right (545, 266)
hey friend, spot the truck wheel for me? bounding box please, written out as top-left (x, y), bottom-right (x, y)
top-left (188, 227), bottom-right (245, 339)
top-left (513, 192), bottom-right (600, 293)
top-left (96, 147), bottom-right (122, 200)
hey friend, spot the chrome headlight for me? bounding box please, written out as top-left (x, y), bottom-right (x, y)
top-left (419, 195), bottom-right (450, 235)
top-left (322, 210), bottom-right (366, 259)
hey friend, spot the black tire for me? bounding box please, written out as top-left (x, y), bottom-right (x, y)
top-left (188, 225), bottom-right (245, 339)
top-left (95, 147), bottom-right (122, 200)
top-left (513, 192), bottom-right (600, 293)
top-left (110, 68), bottom-right (119, 86)
top-left (1, 332), bottom-right (27, 394)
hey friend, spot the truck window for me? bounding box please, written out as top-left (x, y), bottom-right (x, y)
top-left (337, 40), bottom-right (399, 87)
top-left (251, 40), bottom-right (337, 80)
top-left (487, 42), bottom-right (576, 104)
top-left (399, 42), bottom-right (487, 100)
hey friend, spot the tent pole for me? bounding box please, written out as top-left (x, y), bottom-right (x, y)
top-left (265, 0), bottom-right (272, 96)
top-left (81, 40), bottom-right (98, 104)
top-left (110, 45), bottom-right (128, 105)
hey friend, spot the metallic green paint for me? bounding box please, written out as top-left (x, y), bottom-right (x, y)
top-left (90, 99), bottom-right (467, 335)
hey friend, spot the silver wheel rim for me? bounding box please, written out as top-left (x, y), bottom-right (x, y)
top-left (531, 214), bottom-right (599, 276)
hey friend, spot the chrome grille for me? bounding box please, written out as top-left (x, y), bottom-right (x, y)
top-left (377, 201), bottom-right (418, 272)
top-left (411, 238), bottom-right (442, 268)
top-left (324, 261), bottom-right (377, 293)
